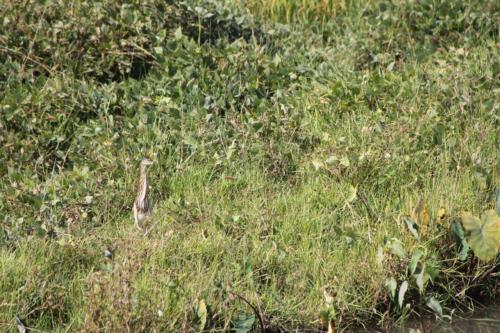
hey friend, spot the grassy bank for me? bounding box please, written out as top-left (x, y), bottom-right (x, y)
top-left (1, 0), bottom-right (499, 331)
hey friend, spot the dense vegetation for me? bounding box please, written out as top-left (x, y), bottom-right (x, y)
top-left (1, 0), bottom-right (499, 331)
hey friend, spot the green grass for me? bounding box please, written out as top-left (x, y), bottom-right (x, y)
top-left (1, 0), bottom-right (499, 331)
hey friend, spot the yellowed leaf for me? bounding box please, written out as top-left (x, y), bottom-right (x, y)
top-left (438, 207), bottom-right (447, 220)
top-left (413, 200), bottom-right (430, 234)
top-left (462, 210), bottom-right (500, 261)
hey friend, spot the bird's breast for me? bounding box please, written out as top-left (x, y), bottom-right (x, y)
top-left (136, 211), bottom-right (146, 222)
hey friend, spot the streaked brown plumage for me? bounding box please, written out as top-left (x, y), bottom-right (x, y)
top-left (133, 158), bottom-right (153, 230)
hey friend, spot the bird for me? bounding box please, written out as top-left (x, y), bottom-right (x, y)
top-left (133, 158), bottom-right (154, 230)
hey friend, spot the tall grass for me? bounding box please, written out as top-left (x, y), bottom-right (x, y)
top-left (0, 0), bottom-right (498, 332)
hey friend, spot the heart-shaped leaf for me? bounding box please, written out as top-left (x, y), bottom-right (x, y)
top-left (404, 218), bottom-right (420, 240)
top-left (414, 260), bottom-right (439, 294)
top-left (232, 312), bottom-right (255, 333)
top-left (398, 280), bottom-right (408, 308)
top-left (389, 238), bottom-right (406, 258)
top-left (450, 221), bottom-right (469, 261)
top-left (426, 297), bottom-right (443, 317)
top-left (346, 185), bottom-right (357, 203)
top-left (425, 258), bottom-right (440, 281)
top-left (462, 210), bottom-right (500, 261)
top-left (385, 277), bottom-right (397, 300)
top-left (409, 249), bottom-right (423, 275)
top-left (174, 27), bottom-right (183, 40)
top-left (415, 265), bottom-right (426, 293)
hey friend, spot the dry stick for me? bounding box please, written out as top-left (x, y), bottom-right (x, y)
top-left (473, 261), bottom-right (500, 283)
top-left (143, 221), bottom-right (156, 237)
top-left (229, 291), bottom-right (265, 333)
top-left (0, 46), bottom-right (53, 75)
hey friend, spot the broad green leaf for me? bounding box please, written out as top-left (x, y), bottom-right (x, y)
top-left (462, 210), bottom-right (500, 261)
top-left (385, 277), bottom-right (397, 300)
top-left (339, 156), bottom-right (350, 167)
top-left (450, 221), bottom-right (470, 261)
top-left (425, 258), bottom-right (440, 281)
top-left (325, 155), bottom-right (337, 164)
top-left (426, 297), bottom-right (443, 317)
top-left (415, 263), bottom-right (427, 293)
top-left (174, 27), bottom-right (183, 40)
top-left (409, 249), bottom-right (423, 275)
top-left (153, 46), bottom-right (163, 55)
top-left (404, 218), bottom-right (420, 240)
top-left (167, 280), bottom-right (179, 289)
top-left (100, 263), bottom-right (113, 274)
top-left (346, 185), bottom-right (357, 203)
top-left (398, 280), bottom-right (408, 308)
top-left (415, 259), bottom-right (439, 293)
top-left (312, 160), bottom-right (323, 170)
top-left (389, 238), bottom-right (406, 258)
top-left (272, 54), bottom-right (282, 66)
top-left (232, 312), bottom-right (255, 333)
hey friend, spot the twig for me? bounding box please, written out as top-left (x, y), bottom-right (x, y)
top-left (0, 46), bottom-right (53, 74)
top-left (129, 42), bottom-right (157, 60)
top-left (143, 222), bottom-right (156, 237)
top-left (473, 261), bottom-right (500, 283)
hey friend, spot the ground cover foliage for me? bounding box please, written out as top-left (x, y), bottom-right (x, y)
top-left (0, 0), bottom-right (499, 331)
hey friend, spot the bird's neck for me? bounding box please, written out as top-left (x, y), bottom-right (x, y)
top-left (136, 166), bottom-right (149, 205)
top-left (139, 166), bottom-right (148, 185)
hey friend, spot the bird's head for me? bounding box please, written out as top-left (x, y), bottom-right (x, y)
top-left (140, 158), bottom-right (154, 167)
